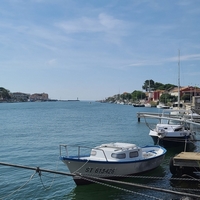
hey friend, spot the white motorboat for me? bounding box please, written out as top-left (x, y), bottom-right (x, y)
top-left (157, 103), bottom-right (170, 109)
top-left (149, 110), bottom-right (196, 149)
top-left (149, 123), bottom-right (196, 147)
top-left (144, 103), bottom-right (151, 107)
top-left (59, 142), bottom-right (166, 185)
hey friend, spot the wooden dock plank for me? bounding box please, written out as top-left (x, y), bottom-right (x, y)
top-left (173, 152), bottom-right (200, 168)
top-left (174, 152), bottom-right (200, 161)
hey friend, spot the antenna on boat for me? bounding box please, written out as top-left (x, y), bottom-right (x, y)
top-left (178, 49), bottom-right (180, 109)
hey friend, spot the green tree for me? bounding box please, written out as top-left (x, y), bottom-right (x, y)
top-left (142, 80), bottom-right (177, 91)
top-left (164, 84), bottom-right (177, 90)
top-left (121, 93), bottom-right (132, 100)
top-left (131, 90), bottom-right (146, 101)
top-left (0, 87), bottom-right (11, 100)
top-left (159, 93), bottom-right (177, 103)
top-left (154, 82), bottom-right (164, 90)
top-left (142, 80), bottom-right (155, 91)
top-left (181, 94), bottom-right (190, 102)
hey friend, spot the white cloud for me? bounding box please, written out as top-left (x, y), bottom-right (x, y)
top-left (56, 13), bottom-right (129, 35)
top-left (98, 13), bottom-right (123, 30)
top-left (167, 54), bottom-right (200, 62)
top-left (47, 59), bottom-right (56, 66)
top-left (1, 0), bottom-right (200, 100)
top-left (57, 17), bottom-right (101, 33)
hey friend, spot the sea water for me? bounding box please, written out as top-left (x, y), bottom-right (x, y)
top-left (0, 101), bottom-right (199, 200)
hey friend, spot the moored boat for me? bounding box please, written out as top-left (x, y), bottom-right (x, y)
top-left (133, 104), bottom-right (145, 107)
top-left (157, 103), bottom-right (170, 109)
top-left (149, 123), bottom-right (196, 149)
top-left (144, 103), bottom-right (151, 107)
top-left (149, 110), bottom-right (196, 150)
top-left (59, 142), bottom-right (166, 185)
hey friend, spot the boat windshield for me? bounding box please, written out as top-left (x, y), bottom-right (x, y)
top-left (111, 153), bottom-right (126, 159)
top-left (111, 151), bottom-right (139, 159)
top-left (174, 127), bottom-right (183, 131)
top-left (168, 120), bottom-right (183, 125)
top-left (161, 118), bottom-right (182, 125)
top-left (129, 151), bottom-right (139, 158)
top-left (161, 119), bottom-right (169, 124)
top-left (91, 150), bottom-right (97, 156)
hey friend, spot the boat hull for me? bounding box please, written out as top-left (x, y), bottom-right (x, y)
top-left (150, 134), bottom-right (196, 150)
top-left (60, 152), bottom-right (165, 185)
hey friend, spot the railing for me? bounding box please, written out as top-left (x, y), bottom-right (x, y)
top-left (59, 144), bottom-right (109, 161)
top-left (137, 110), bottom-right (200, 123)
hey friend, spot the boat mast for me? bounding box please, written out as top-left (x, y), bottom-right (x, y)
top-left (178, 49), bottom-right (180, 109)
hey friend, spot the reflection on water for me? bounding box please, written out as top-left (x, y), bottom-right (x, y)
top-left (64, 166), bottom-right (167, 200)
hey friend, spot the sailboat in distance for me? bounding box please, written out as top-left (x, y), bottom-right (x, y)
top-left (144, 80), bottom-right (152, 107)
top-left (171, 49), bottom-right (184, 113)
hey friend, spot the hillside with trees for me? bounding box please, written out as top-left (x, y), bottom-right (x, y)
top-left (104, 80), bottom-right (178, 105)
top-left (0, 87), bottom-right (11, 101)
top-left (142, 80), bottom-right (176, 91)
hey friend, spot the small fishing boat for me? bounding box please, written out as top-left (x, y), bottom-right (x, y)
top-left (149, 123), bottom-right (196, 148)
top-left (133, 104), bottom-right (145, 107)
top-left (59, 142), bottom-right (166, 185)
top-left (149, 110), bottom-right (196, 149)
top-left (157, 103), bottom-right (170, 109)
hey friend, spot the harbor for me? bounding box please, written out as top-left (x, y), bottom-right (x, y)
top-left (1, 101), bottom-right (200, 199)
top-left (1, 0), bottom-right (200, 199)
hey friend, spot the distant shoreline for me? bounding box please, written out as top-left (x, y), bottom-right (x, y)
top-left (0, 99), bottom-right (81, 103)
top-left (66, 99), bottom-right (80, 101)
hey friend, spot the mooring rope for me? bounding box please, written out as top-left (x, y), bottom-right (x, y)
top-left (79, 174), bottom-right (200, 198)
top-left (79, 174), bottom-right (162, 200)
top-left (182, 174), bottom-right (200, 183)
top-left (1, 161), bottom-right (200, 198)
top-left (189, 138), bottom-right (200, 149)
top-left (143, 115), bottom-right (155, 131)
top-left (0, 172), bottom-right (36, 200)
top-left (89, 173), bottom-right (200, 182)
top-left (72, 159), bottom-right (90, 174)
top-left (38, 161), bottom-right (59, 190)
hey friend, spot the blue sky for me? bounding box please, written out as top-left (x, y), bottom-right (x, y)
top-left (1, 0), bottom-right (200, 100)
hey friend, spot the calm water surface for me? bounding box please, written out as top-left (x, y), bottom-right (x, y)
top-left (0, 101), bottom-right (199, 200)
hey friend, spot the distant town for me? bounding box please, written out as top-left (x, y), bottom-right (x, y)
top-left (0, 87), bottom-right (82, 103)
top-left (101, 85), bottom-right (200, 106)
top-left (1, 79), bottom-right (200, 109)
top-left (99, 80), bottom-right (200, 110)
top-left (0, 87), bottom-right (56, 103)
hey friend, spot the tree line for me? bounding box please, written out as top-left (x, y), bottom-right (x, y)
top-left (142, 80), bottom-right (176, 91)
top-left (0, 87), bottom-right (11, 100)
top-left (105, 79), bottom-right (180, 104)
